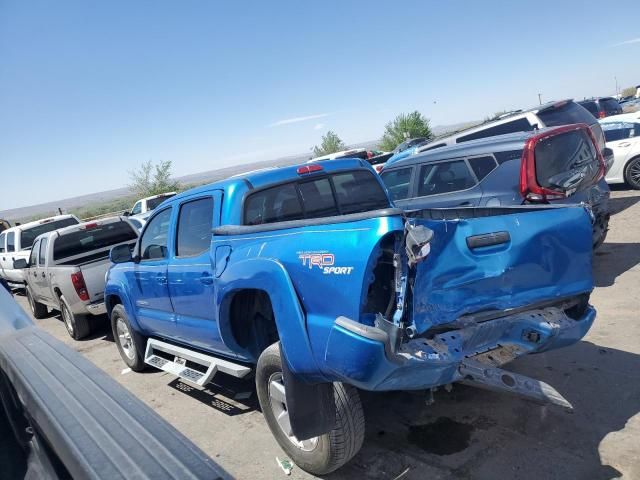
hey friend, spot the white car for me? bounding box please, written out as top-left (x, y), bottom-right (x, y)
top-left (0, 214), bottom-right (80, 287)
top-left (599, 119), bottom-right (640, 189)
top-left (307, 148), bottom-right (368, 162)
top-left (129, 192), bottom-right (177, 215)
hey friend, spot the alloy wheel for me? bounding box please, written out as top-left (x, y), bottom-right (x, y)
top-left (116, 318), bottom-right (135, 360)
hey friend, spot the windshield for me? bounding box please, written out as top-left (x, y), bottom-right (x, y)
top-left (146, 193), bottom-right (176, 211)
top-left (19, 218), bottom-right (79, 249)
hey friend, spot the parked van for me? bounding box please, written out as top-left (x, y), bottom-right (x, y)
top-left (0, 215), bottom-right (79, 287)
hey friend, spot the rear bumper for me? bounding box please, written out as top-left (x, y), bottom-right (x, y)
top-left (323, 305), bottom-right (596, 391)
top-left (85, 302), bottom-right (107, 316)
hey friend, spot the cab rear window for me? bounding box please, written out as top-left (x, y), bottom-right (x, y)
top-left (243, 170), bottom-right (389, 225)
top-left (20, 217), bottom-right (79, 249)
top-left (53, 221), bottom-right (138, 261)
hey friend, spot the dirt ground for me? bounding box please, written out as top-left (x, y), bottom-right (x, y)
top-left (13, 187), bottom-right (640, 480)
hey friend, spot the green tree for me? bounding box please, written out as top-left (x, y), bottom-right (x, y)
top-left (622, 86), bottom-right (637, 98)
top-left (129, 160), bottom-right (180, 198)
top-left (379, 111), bottom-right (432, 151)
top-left (313, 130), bottom-right (346, 157)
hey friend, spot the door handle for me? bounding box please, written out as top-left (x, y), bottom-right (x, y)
top-left (41, 272), bottom-right (46, 278)
top-left (156, 274), bottom-right (168, 285)
top-left (619, 142), bottom-right (631, 148)
top-left (467, 231), bottom-right (511, 249)
top-left (199, 275), bottom-right (214, 285)
top-left (458, 202), bottom-right (472, 207)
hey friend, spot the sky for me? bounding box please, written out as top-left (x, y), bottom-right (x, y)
top-left (1, 0), bottom-right (639, 210)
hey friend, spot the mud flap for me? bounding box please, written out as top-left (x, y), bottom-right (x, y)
top-left (459, 359), bottom-right (573, 410)
top-left (281, 350), bottom-right (336, 441)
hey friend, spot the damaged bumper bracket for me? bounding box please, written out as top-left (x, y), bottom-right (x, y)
top-left (458, 359), bottom-right (573, 410)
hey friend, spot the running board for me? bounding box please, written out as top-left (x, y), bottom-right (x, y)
top-left (458, 359), bottom-right (573, 410)
top-left (144, 339), bottom-right (251, 387)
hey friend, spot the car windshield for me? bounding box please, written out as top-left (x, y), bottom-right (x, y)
top-left (19, 218), bottom-right (79, 249)
top-left (147, 193), bottom-right (176, 211)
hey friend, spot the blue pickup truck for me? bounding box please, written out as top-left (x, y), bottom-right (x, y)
top-left (105, 159), bottom-right (596, 474)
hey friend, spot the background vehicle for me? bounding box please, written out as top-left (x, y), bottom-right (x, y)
top-left (0, 215), bottom-right (79, 288)
top-left (418, 100), bottom-right (612, 168)
top-left (599, 120), bottom-right (640, 189)
top-left (308, 148), bottom-right (368, 162)
top-left (127, 211), bottom-right (152, 232)
top-left (391, 137), bottom-right (429, 154)
top-left (15, 217), bottom-right (138, 339)
top-left (578, 97), bottom-right (623, 118)
top-left (129, 192), bottom-right (177, 215)
top-left (105, 159), bottom-right (596, 474)
top-left (381, 124), bottom-right (610, 247)
top-left (0, 286), bottom-right (228, 480)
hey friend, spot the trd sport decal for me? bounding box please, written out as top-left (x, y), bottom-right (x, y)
top-left (298, 251), bottom-right (354, 275)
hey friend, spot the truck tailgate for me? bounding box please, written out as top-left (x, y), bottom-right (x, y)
top-left (79, 257), bottom-right (112, 303)
top-left (408, 205), bottom-right (593, 334)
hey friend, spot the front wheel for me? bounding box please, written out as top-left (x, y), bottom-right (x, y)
top-left (110, 304), bottom-right (146, 371)
top-left (624, 156), bottom-right (640, 190)
top-left (256, 343), bottom-right (365, 475)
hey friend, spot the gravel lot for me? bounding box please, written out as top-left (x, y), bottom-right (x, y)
top-left (12, 187), bottom-right (640, 480)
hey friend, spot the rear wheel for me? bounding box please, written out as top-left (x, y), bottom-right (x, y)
top-left (60, 295), bottom-right (91, 340)
top-left (624, 156), bottom-right (640, 190)
top-left (26, 286), bottom-right (48, 319)
top-left (110, 304), bottom-right (146, 371)
top-left (256, 342), bottom-right (365, 475)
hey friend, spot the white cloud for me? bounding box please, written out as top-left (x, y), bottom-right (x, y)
top-left (268, 112), bottom-right (330, 127)
top-left (611, 38), bottom-right (640, 47)
top-left (313, 123), bottom-right (325, 130)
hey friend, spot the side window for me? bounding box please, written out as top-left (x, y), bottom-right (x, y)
top-left (30, 240), bottom-right (39, 266)
top-left (381, 168), bottom-right (413, 201)
top-left (131, 201), bottom-right (142, 215)
top-left (6, 232), bottom-right (15, 252)
top-left (0, 233), bottom-right (5, 253)
top-left (244, 184), bottom-right (303, 225)
top-left (176, 197), bottom-right (214, 257)
top-left (418, 160), bottom-right (476, 196)
top-left (38, 237), bottom-right (48, 266)
top-left (468, 155), bottom-right (498, 181)
top-left (297, 178), bottom-right (339, 218)
top-left (140, 208), bottom-right (172, 260)
top-left (457, 118), bottom-right (533, 143)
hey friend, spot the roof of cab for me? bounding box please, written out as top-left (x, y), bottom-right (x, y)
top-left (167, 158), bottom-right (371, 204)
top-left (1, 214), bottom-right (77, 234)
top-left (383, 129), bottom-right (538, 170)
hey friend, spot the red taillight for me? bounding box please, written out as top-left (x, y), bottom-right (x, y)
top-left (70, 272), bottom-right (90, 301)
top-left (82, 222), bottom-right (99, 230)
top-left (598, 111), bottom-right (606, 119)
top-left (374, 164), bottom-right (385, 173)
top-left (297, 164), bottom-right (323, 175)
top-left (519, 124), bottom-right (597, 202)
top-left (367, 151), bottom-right (373, 159)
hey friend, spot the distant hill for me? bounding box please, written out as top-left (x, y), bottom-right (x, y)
top-left (0, 122), bottom-right (473, 222)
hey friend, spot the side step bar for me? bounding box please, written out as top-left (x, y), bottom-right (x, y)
top-left (144, 339), bottom-right (251, 387)
top-left (458, 359), bottom-right (573, 410)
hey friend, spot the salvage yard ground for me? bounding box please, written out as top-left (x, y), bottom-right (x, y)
top-left (13, 187), bottom-right (640, 480)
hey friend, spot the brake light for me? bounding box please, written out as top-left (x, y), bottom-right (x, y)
top-left (598, 111), bottom-right (606, 119)
top-left (297, 164), bottom-right (323, 175)
top-left (70, 272), bottom-right (90, 301)
top-left (374, 164), bottom-right (385, 173)
top-left (82, 222), bottom-right (99, 230)
top-left (519, 124), bottom-right (595, 202)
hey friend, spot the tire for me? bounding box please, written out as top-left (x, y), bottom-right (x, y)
top-left (110, 304), bottom-right (146, 371)
top-left (26, 286), bottom-right (48, 319)
top-left (60, 295), bottom-right (91, 340)
top-left (624, 156), bottom-right (640, 190)
top-left (256, 342), bottom-right (365, 475)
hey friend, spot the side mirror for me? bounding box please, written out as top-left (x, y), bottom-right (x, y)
top-left (110, 244), bottom-right (133, 264)
top-left (122, 211), bottom-right (131, 217)
top-left (13, 258), bottom-right (28, 269)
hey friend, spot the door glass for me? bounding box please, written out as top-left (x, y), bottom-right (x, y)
top-left (38, 237), bottom-right (48, 266)
top-left (468, 155), bottom-right (498, 181)
top-left (140, 208), bottom-right (172, 260)
top-left (30, 241), bottom-right (39, 265)
top-left (0, 233), bottom-right (5, 253)
top-left (131, 202), bottom-right (142, 215)
top-left (176, 197), bottom-right (214, 257)
top-left (6, 232), bottom-right (15, 252)
top-left (418, 161), bottom-right (475, 196)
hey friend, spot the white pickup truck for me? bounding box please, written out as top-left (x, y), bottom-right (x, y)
top-left (129, 192), bottom-right (177, 215)
top-left (0, 215), bottom-right (80, 288)
top-left (14, 217), bottom-right (138, 339)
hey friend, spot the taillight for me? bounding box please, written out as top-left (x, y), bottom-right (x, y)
top-left (374, 164), bottom-right (385, 173)
top-left (70, 272), bottom-right (90, 301)
top-left (598, 111), bottom-right (606, 119)
top-left (519, 125), bottom-right (597, 202)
